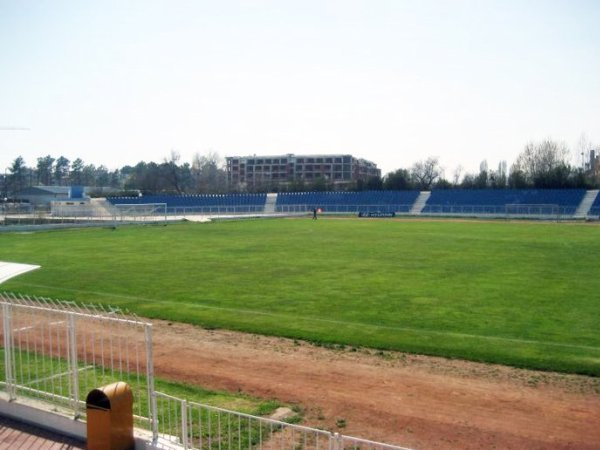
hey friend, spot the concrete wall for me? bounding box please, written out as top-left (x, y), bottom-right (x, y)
top-left (0, 395), bottom-right (173, 450)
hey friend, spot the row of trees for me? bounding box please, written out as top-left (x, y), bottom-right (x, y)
top-left (2, 152), bottom-right (227, 198)
top-left (383, 139), bottom-right (594, 191)
top-left (2, 139), bottom-right (599, 198)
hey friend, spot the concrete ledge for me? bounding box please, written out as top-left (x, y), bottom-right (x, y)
top-left (0, 395), bottom-right (175, 450)
top-left (0, 395), bottom-right (85, 441)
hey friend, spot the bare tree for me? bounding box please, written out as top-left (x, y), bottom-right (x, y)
top-left (163, 151), bottom-right (184, 194)
top-left (512, 139), bottom-right (570, 184)
top-left (192, 151), bottom-right (227, 193)
top-left (512, 138), bottom-right (587, 188)
top-left (411, 157), bottom-right (442, 190)
top-left (490, 160), bottom-right (507, 188)
top-left (452, 165), bottom-right (463, 186)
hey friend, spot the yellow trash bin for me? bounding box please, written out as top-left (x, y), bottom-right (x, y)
top-left (86, 381), bottom-right (134, 450)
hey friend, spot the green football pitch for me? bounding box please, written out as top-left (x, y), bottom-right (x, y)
top-left (1, 218), bottom-right (599, 375)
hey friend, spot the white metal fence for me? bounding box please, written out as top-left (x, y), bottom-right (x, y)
top-left (167, 206), bottom-right (266, 215)
top-left (0, 292), bottom-right (157, 434)
top-left (275, 204), bottom-right (412, 214)
top-left (112, 203), bottom-right (168, 222)
top-left (0, 292), bottom-right (412, 450)
top-left (421, 203), bottom-right (572, 218)
top-left (2, 201), bottom-right (591, 228)
top-left (154, 391), bottom-right (412, 450)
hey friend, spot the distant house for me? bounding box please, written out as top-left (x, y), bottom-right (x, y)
top-left (17, 186), bottom-right (88, 207)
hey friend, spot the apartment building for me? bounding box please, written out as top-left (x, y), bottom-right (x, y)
top-left (226, 154), bottom-right (380, 189)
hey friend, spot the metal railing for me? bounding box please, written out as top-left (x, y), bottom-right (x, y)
top-left (0, 293), bottom-right (412, 450)
top-left (167, 206), bottom-right (266, 216)
top-left (154, 391), bottom-right (412, 450)
top-left (275, 204), bottom-right (412, 214)
top-left (0, 292), bottom-right (157, 431)
top-left (3, 201), bottom-right (591, 228)
top-left (421, 203), bottom-right (574, 219)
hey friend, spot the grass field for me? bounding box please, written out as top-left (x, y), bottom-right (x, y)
top-left (1, 218), bottom-right (599, 375)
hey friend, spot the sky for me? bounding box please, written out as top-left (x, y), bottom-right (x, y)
top-left (0, 0), bottom-right (599, 178)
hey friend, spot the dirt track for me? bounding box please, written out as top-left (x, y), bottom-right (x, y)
top-left (151, 320), bottom-right (600, 450)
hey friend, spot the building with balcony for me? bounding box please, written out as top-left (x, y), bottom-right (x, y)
top-left (225, 154), bottom-right (380, 190)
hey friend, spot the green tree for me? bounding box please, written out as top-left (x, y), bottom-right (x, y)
top-left (36, 155), bottom-right (55, 185)
top-left (365, 176), bottom-right (383, 190)
top-left (8, 156), bottom-right (27, 197)
top-left (383, 169), bottom-right (413, 190)
top-left (434, 178), bottom-right (452, 189)
top-left (311, 176), bottom-right (328, 192)
top-left (507, 169), bottom-right (528, 188)
top-left (95, 165), bottom-right (110, 187)
top-left (70, 158), bottom-right (85, 185)
top-left (82, 164), bottom-right (97, 186)
top-left (54, 156), bottom-right (70, 186)
top-left (460, 173), bottom-right (477, 189)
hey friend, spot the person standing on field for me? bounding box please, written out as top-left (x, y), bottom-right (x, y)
top-left (312, 207), bottom-right (317, 220)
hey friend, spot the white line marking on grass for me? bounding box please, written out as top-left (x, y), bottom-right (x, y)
top-left (16, 283), bottom-right (600, 352)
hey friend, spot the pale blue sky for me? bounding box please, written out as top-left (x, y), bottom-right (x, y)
top-left (1, 0), bottom-right (598, 177)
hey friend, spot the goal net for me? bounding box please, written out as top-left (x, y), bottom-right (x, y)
top-left (505, 203), bottom-right (560, 218)
top-left (113, 203), bottom-right (168, 222)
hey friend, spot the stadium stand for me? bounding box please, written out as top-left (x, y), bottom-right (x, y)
top-left (104, 189), bottom-right (597, 219)
top-left (108, 193), bottom-right (268, 213)
top-left (275, 191), bottom-right (421, 213)
top-left (422, 189), bottom-right (587, 217)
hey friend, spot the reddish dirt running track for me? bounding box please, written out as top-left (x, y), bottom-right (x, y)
top-left (151, 320), bottom-right (600, 450)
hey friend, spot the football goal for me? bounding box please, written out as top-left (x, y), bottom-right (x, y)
top-left (113, 203), bottom-right (168, 222)
top-left (505, 203), bottom-right (561, 219)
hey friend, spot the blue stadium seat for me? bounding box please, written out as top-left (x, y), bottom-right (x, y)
top-left (422, 189), bottom-right (586, 216)
top-left (107, 193), bottom-right (268, 213)
top-left (275, 191), bottom-right (420, 213)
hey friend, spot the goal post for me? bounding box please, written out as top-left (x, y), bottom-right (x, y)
top-left (505, 203), bottom-right (561, 219)
top-left (113, 203), bottom-right (168, 223)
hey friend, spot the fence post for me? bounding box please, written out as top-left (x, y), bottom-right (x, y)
top-left (2, 302), bottom-right (15, 400)
top-left (330, 432), bottom-right (342, 450)
top-left (67, 313), bottom-right (80, 417)
top-left (145, 324), bottom-right (159, 444)
top-left (181, 398), bottom-right (188, 450)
